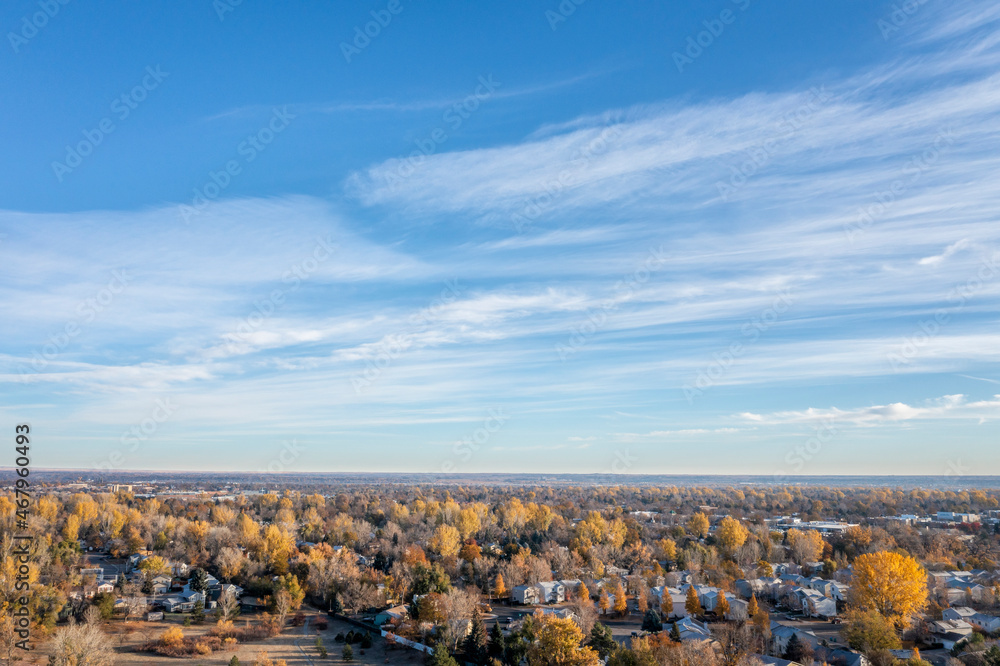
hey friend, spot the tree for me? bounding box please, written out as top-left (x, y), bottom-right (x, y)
top-left (716, 517), bottom-right (749, 556)
top-left (747, 594), bottom-right (759, 618)
top-left (849, 551), bottom-right (928, 628)
top-left (598, 589), bottom-right (610, 615)
top-left (430, 524), bottom-right (462, 558)
top-left (576, 622), bottom-right (613, 662)
top-left (577, 582), bottom-right (590, 602)
top-left (637, 591), bottom-right (648, 615)
top-left (489, 621), bottom-right (507, 660)
top-left (230, 656), bottom-right (241, 666)
top-left (51, 621), bottom-right (116, 666)
top-left (429, 643), bottom-right (458, 666)
top-left (751, 609), bottom-right (770, 643)
top-left (642, 610), bottom-right (662, 633)
top-left (494, 574), bottom-right (507, 600)
top-left (842, 609), bottom-right (902, 654)
top-left (342, 643), bottom-right (354, 662)
top-left (464, 606), bottom-right (489, 665)
top-left (191, 600), bottom-right (205, 624)
top-left (189, 567), bottom-right (210, 593)
top-left (786, 529), bottom-right (824, 565)
top-left (93, 592), bottom-right (116, 620)
top-left (669, 623), bottom-right (681, 643)
top-left (218, 588), bottom-right (240, 622)
top-left (687, 513), bottom-right (710, 539)
top-left (138, 555), bottom-right (171, 577)
top-left (613, 581), bottom-right (628, 616)
top-left (784, 634), bottom-right (807, 663)
top-left (274, 589), bottom-right (292, 628)
top-left (716, 593), bottom-right (730, 620)
top-left (660, 591), bottom-right (674, 619)
top-left (685, 586), bottom-right (701, 616)
top-left (659, 538), bottom-right (677, 562)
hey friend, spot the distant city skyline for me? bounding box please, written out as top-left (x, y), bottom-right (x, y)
top-left (1, 2), bottom-right (999, 475)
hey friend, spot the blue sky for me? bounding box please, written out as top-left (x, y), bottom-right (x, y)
top-left (2, 1), bottom-right (1000, 475)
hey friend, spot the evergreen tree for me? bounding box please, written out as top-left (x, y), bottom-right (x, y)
top-left (488, 621), bottom-right (506, 660)
top-left (342, 643), bottom-right (354, 662)
top-left (669, 622), bottom-right (682, 643)
top-left (229, 656), bottom-right (240, 666)
top-left (785, 634), bottom-right (806, 662)
top-left (587, 622), bottom-right (617, 659)
top-left (429, 643), bottom-right (459, 666)
top-left (464, 607), bottom-right (489, 664)
top-left (190, 568), bottom-right (209, 593)
top-left (191, 600), bottom-right (205, 624)
top-left (642, 609), bottom-right (662, 633)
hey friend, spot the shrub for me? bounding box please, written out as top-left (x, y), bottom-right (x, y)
top-left (161, 626), bottom-right (184, 647)
top-left (335, 632), bottom-right (346, 642)
top-left (342, 644), bottom-right (354, 662)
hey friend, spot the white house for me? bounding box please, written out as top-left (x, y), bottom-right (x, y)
top-left (536, 581), bottom-right (566, 603)
top-left (670, 616), bottom-right (712, 642)
top-left (929, 619), bottom-right (974, 650)
top-left (512, 585), bottom-right (540, 605)
top-left (794, 588), bottom-right (837, 618)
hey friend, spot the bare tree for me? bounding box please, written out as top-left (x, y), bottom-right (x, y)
top-left (51, 621), bottom-right (116, 666)
top-left (274, 589), bottom-right (292, 629)
top-left (83, 605), bottom-right (102, 626)
top-left (218, 588), bottom-right (240, 622)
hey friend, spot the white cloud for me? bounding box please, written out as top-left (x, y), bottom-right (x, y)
top-left (738, 394), bottom-right (1000, 426)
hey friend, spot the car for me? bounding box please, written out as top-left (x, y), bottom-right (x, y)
top-left (503, 617), bottom-right (513, 625)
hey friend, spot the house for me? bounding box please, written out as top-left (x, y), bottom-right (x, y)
top-left (539, 608), bottom-right (578, 623)
top-left (770, 622), bottom-right (819, 654)
top-left (96, 582), bottom-right (115, 594)
top-left (970, 613), bottom-right (1000, 633)
top-left (240, 596), bottom-right (268, 613)
top-left (536, 581), bottom-right (566, 604)
top-left (817, 648), bottom-right (870, 666)
top-left (754, 656), bottom-right (803, 666)
top-left (512, 585), bottom-right (540, 605)
top-left (942, 607), bottom-right (977, 622)
top-left (559, 579), bottom-right (583, 598)
top-left (163, 596), bottom-right (195, 612)
top-left (209, 583), bottom-right (243, 604)
top-left (650, 587), bottom-right (688, 618)
top-left (701, 589), bottom-right (747, 619)
top-left (735, 578), bottom-right (767, 599)
top-left (929, 619), bottom-right (974, 650)
top-left (794, 588), bottom-right (837, 618)
top-left (375, 605), bottom-right (409, 626)
top-left (669, 616), bottom-right (712, 642)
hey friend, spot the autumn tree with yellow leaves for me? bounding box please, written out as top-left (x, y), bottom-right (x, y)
top-left (685, 586), bottom-right (701, 617)
top-left (848, 551), bottom-right (927, 628)
top-left (716, 516), bottom-right (749, 557)
top-left (687, 512), bottom-right (710, 539)
top-left (527, 614), bottom-right (600, 666)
